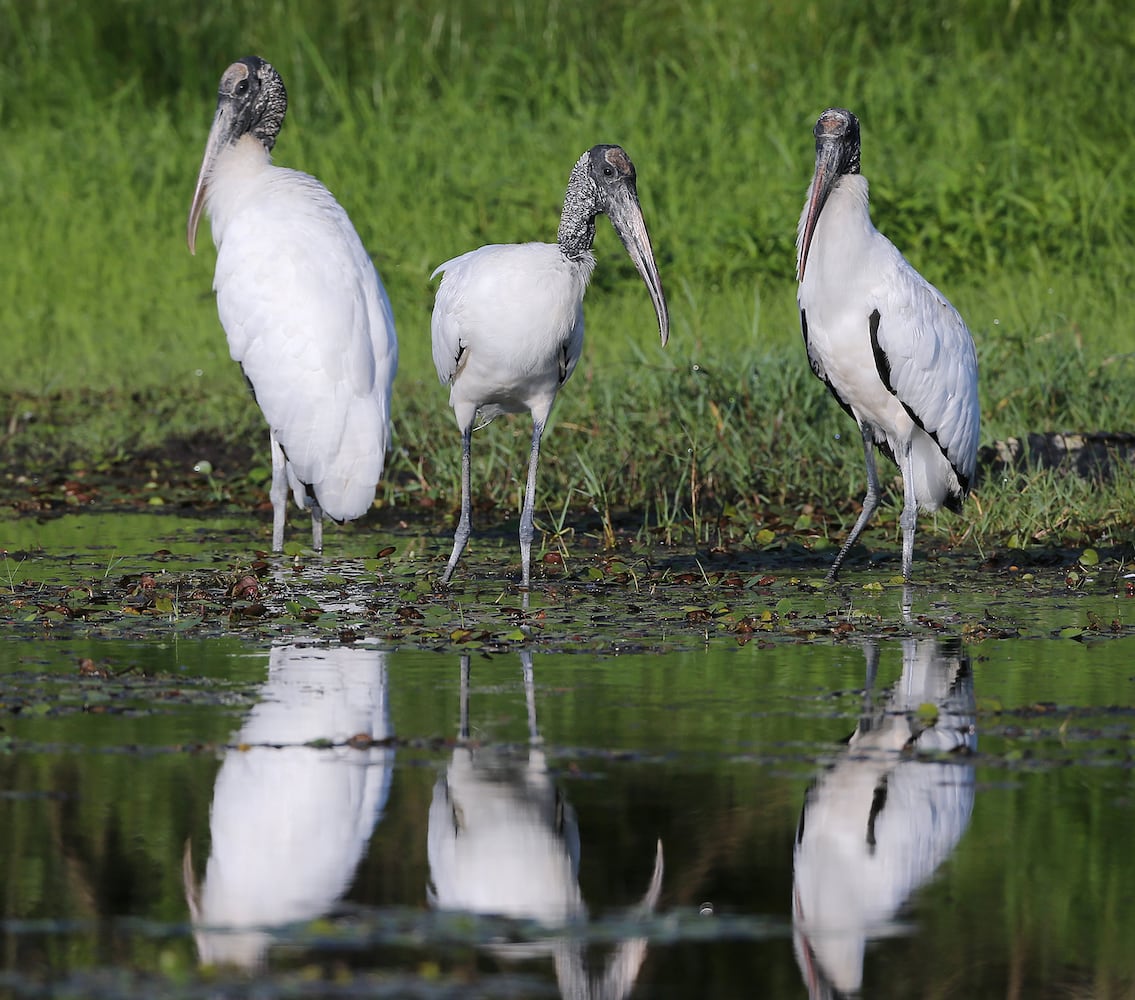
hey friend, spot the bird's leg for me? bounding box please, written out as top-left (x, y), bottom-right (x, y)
top-left (309, 497), bottom-right (324, 554)
top-left (441, 424), bottom-right (474, 584)
top-left (269, 432), bottom-right (288, 553)
top-left (899, 441), bottom-right (918, 582)
top-left (827, 422), bottom-right (881, 581)
top-left (518, 418), bottom-right (546, 591)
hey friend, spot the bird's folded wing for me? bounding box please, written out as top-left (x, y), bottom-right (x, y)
top-left (869, 263), bottom-right (980, 483)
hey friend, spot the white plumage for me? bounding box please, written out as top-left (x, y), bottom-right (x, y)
top-left (431, 145), bottom-right (668, 589)
top-left (796, 108), bottom-right (979, 581)
top-left (432, 243), bottom-right (590, 433)
top-left (188, 57), bottom-right (398, 552)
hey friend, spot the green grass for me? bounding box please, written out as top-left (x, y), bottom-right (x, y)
top-left (2, 0), bottom-right (1134, 556)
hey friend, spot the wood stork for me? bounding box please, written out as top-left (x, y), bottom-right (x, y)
top-left (796, 108), bottom-right (979, 582)
top-left (187, 57), bottom-right (398, 553)
top-left (431, 144), bottom-right (669, 588)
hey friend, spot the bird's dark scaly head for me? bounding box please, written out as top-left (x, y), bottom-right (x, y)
top-left (796, 107), bottom-right (862, 282)
top-left (563, 144), bottom-right (669, 346)
top-left (187, 57), bottom-right (288, 254)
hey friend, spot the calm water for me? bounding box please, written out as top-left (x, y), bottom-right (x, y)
top-left (0, 514), bottom-right (1133, 998)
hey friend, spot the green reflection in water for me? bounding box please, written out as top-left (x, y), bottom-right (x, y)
top-left (0, 634), bottom-right (1130, 997)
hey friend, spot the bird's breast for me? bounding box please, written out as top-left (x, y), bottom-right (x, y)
top-left (440, 244), bottom-right (589, 391)
top-left (798, 185), bottom-right (901, 422)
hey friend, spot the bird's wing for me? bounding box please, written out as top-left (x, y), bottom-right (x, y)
top-left (364, 260), bottom-right (399, 414)
top-left (561, 301), bottom-right (585, 386)
top-left (430, 242), bottom-right (585, 382)
top-left (867, 251), bottom-right (980, 485)
top-left (429, 247), bottom-right (487, 387)
top-left (214, 169), bottom-right (394, 519)
top-left (359, 256), bottom-right (398, 457)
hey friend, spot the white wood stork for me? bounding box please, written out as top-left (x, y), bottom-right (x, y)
top-left (431, 144), bottom-right (669, 588)
top-left (187, 57), bottom-right (398, 553)
top-left (796, 108), bottom-right (979, 582)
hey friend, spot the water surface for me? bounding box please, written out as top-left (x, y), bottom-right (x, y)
top-left (0, 512), bottom-right (1132, 997)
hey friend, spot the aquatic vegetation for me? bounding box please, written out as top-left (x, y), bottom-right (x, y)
top-left (2, 0), bottom-right (1133, 566)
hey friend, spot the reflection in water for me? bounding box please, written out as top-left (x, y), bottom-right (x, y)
top-left (428, 651), bottom-right (664, 1000)
top-left (183, 642), bottom-right (393, 969)
top-left (793, 637), bottom-right (976, 999)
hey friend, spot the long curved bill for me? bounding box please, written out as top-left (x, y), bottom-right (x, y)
top-left (187, 104), bottom-right (237, 255)
top-left (608, 186), bottom-right (670, 347)
top-left (796, 139), bottom-right (843, 283)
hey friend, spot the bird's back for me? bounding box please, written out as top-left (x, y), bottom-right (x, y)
top-left (211, 156), bottom-right (397, 522)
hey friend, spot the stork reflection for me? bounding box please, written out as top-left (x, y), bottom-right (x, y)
top-left (793, 637), bottom-right (976, 999)
top-left (428, 651), bottom-right (663, 1000)
top-left (184, 642), bottom-right (393, 969)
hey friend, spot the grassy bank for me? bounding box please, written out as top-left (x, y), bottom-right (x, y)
top-left (2, 0), bottom-right (1133, 557)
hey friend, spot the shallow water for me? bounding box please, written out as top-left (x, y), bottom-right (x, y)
top-left (0, 513), bottom-right (1133, 998)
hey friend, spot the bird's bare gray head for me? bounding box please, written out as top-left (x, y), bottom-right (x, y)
top-left (217, 57), bottom-right (288, 153)
top-left (558, 145), bottom-right (636, 255)
top-left (187, 57), bottom-right (287, 254)
top-left (814, 107), bottom-right (861, 176)
top-left (558, 144), bottom-right (669, 345)
top-left (797, 107), bottom-right (862, 282)
top-left (587, 144), bottom-right (639, 208)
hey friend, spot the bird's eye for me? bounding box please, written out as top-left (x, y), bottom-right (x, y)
top-left (602, 164), bottom-right (615, 178)
top-left (235, 78), bottom-right (250, 96)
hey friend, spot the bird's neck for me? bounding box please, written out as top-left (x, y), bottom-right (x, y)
top-left (215, 133), bottom-right (274, 182)
top-left (797, 174), bottom-right (873, 276)
top-left (839, 173), bottom-right (870, 213)
top-left (205, 135), bottom-right (273, 244)
top-left (556, 158), bottom-right (597, 260)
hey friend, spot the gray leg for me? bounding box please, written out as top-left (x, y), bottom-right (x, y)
top-left (898, 441), bottom-right (918, 582)
top-left (309, 498), bottom-right (324, 554)
top-left (519, 419), bottom-right (545, 591)
top-left (269, 432), bottom-right (288, 553)
top-left (441, 424), bottom-right (473, 584)
top-left (828, 422), bottom-right (881, 581)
